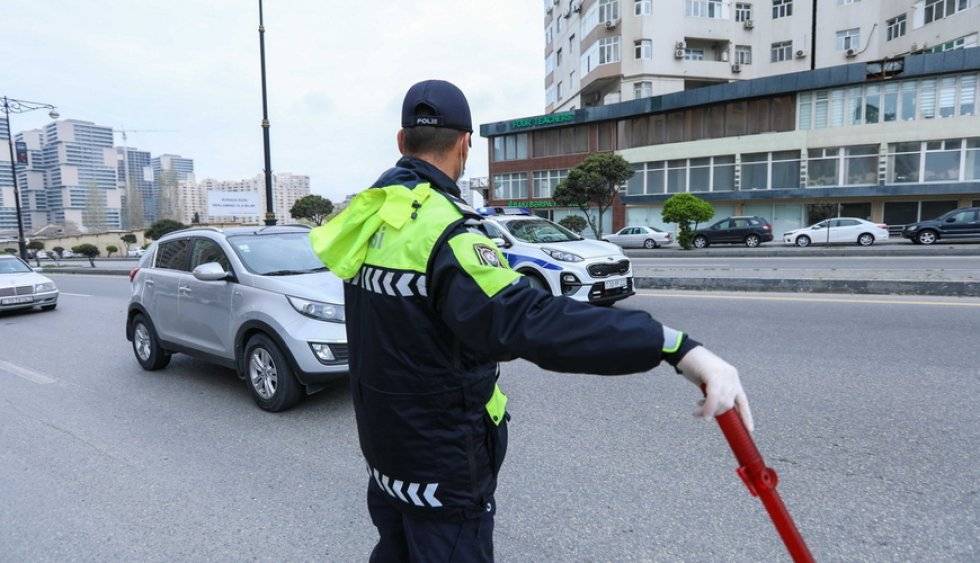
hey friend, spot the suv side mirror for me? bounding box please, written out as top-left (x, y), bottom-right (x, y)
top-left (491, 237), bottom-right (509, 248)
top-left (193, 262), bottom-right (230, 281)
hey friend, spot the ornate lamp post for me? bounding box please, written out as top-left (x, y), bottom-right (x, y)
top-left (258, 0), bottom-right (276, 226)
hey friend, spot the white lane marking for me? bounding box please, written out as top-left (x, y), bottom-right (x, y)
top-left (59, 292), bottom-right (92, 297)
top-left (633, 291), bottom-right (980, 308)
top-left (0, 359), bottom-right (57, 384)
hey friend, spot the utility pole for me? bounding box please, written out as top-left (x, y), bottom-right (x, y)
top-left (258, 0), bottom-right (276, 225)
top-left (1, 96), bottom-right (59, 260)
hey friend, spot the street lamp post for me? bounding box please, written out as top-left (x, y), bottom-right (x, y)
top-left (1, 96), bottom-right (59, 260)
top-left (258, 0), bottom-right (276, 226)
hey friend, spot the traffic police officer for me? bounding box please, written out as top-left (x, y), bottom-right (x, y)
top-left (311, 80), bottom-right (753, 562)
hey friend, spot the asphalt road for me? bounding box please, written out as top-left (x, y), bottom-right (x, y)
top-left (1, 275), bottom-right (977, 561)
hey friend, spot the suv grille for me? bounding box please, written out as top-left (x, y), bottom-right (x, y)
top-left (0, 286), bottom-right (33, 297)
top-left (587, 260), bottom-right (630, 278)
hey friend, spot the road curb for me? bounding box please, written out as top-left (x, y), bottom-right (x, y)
top-left (625, 246), bottom-right (980, 258)
top-left (633, 276), bottom-right (980, 297)
top-left (40, 268), bottom-right (131, 276)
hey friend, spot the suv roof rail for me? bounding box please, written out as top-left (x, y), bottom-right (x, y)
top-left (168, 226), bottom-right (224, 236)
top-left (255, 223), bottom-right (312, 233)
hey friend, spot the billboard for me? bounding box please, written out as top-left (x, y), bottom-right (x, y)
top-left (207, 191), bottom-right (261, 216)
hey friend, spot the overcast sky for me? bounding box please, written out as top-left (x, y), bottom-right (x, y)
top-left (3, 1), bottom-right (544, 202)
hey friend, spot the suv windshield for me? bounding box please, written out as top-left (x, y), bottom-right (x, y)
top-left (227, 232), bottom-right (326, 275)
top-left (0, 257), bottom-right (32, 274)
top-left (503, 219), bottom-right (582, 243)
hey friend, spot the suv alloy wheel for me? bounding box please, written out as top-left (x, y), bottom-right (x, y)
top-left (917, 230), bottom-right (937, 245)
top-left (131, 314), bottom-right (171, 370)
top-left (745, 234), bottom-right (761, 248)
top-left (693, 235), bottom-right (708, 249)
top-left (244, 333), bottom-right (303, 412)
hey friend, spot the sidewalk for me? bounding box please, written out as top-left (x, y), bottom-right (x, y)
top-left (623, 240), bottom-right (980, 259)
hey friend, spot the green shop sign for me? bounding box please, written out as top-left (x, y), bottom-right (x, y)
top-left (507, 200), bottom-right (557, 208)
top-left (510, 112), bottom-right (575, 129)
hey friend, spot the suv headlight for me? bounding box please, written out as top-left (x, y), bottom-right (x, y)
top-left (541, 247), bottom-right (583, 262)
top-left (287, 295), bottom-right (345, 323)
top-left (34, 282), bottom-right (57, 293)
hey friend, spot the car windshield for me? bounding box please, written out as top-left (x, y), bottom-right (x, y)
top-left (503, 219), bottom-right (582, 243)
top-left (227, 232), bottom-right (327, 276)
top-left (0, 257), bottom-right (32, 274)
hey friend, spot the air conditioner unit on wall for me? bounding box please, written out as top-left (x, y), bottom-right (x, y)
top-left (674, 49), bottom-right (685, 59)
top-left (675, 41), bottom-right (686, 50)
top-left (605, 19), bottom-right (618, 29)
top-left (845, 48), bottom-right (857, 58)
top-left (795, 49), bottom-right (807, 59)
top-left (743, 20), bottom-right (754, 30)
top-left (731, 63), bottom-right (742, 73)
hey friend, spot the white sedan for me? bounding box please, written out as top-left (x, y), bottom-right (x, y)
top-left (603, 226), bottom-right (673, 249)
top-left (783, 218), bottom-right (889, 247)
top-left (0, 254), bottom-right (59, 312)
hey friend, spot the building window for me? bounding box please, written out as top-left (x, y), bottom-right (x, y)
top-left (635, 39), bottom-right (653, 59)
top-left (556, 13), bottom-right (563, 33)
top-left (569, 70), bottom-right (576, 89)
top-left (735, 3), bottom-right (753, 22)
top-left (770, 40), bottom-right (792, 62)
top-left (836, 28), bottom-right (860, 51)
top-left (961, 75), bottom-right (977, 115)
top-left (741, 153), bottom-right (769, 190)
top-left (599, 37), bottom-right (621, 64)
top-left (845, 145), bottom-right (879, 185)
top-left (924, 139), bottom-right (963, 182)
top-left (557, 81), bottom-right (564, 100)
top-left (929, 33), bottom-right (979, 53)
top-left (634, 81), bottom-right (653, 99)
top-left (599, 0), bottom-right (619, 23)
top-left (532, 170), bottom-right (568, 199)
top-left (545, 25), bottom-right (553, 46)
top-left (771, 151), bottom-right (801, 189)
top-left (556, 47), bottom-right (563, 68)
top-left (492, 173), bottom-right (528, 200)
top-left (684, 48), bottom-right (705, 61)
top-left (888, 142), bottom-right (922, 183)
top-left (886, 14), bottom-right (907, 41)
top-left (807, 147), bottom-right (841, 186)
top-left (546, 51), bottom-right (557, 74)
top-left (491, 134), bottom-right (528, 162)
top-left (735, 45), bottom-right (752, 65)
top-left (634, 0), bottom-right (652, 16)
top-left (772, 0), bottom-right (792, 19)
top-left (966, 138), bottom-right (980, 180)
top-left (569, 33), bottom-right (576, 52)
top-left (713, 156), bottom-right (736, 191)
top-left (924, 0), bottom-right (972, 24)
top-left (686, 0), bottom-right (723, 18)
top-left (741, 151), bottom-right (800, 190)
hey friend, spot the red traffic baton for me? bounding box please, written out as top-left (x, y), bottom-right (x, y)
top-left (702, 388), bottom-right (815, 562)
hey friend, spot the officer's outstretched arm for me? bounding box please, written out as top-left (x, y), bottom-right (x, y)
top-left (430, 231), bottom-right (699, 376)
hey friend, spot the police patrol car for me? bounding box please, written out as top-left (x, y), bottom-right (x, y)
top-left (477, 207), bottom-right (634, 305)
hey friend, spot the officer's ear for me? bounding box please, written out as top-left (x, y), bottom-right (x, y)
top-left (459, 132), bottom-right (470, 159)
top-left (397, 129), bottom-right (407, 155)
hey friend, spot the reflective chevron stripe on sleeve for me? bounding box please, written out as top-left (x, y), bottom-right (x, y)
top-left (349, 266), bottom-right (428, 298)
top-left (368, 465), bottom-right (443, 508)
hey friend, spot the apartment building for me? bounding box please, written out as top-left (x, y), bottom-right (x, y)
top-left (173, 173), bottom-right (312, 225)
top-left (115, 146), bottom-right (154, 228)
top-left (483, 50), bottom-right (980, 234)
top-left (543, 0), bottom-right (979, 112)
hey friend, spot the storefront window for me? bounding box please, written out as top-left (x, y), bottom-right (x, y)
top-left (771, 150), bottom-right (801, 189)
top-left (920, 200), bottom-right (958, 220)
top-left (807, 148), bottom-right (839, 186)
top-left (883, 201), bottom-right (919, 225)
top-left (924, 139), bottom-right (961, 182)
top-left (712, 156), bottom-right (735, 191)
top-left (741, 153), bottom-right (768, 190)
top-left (840, 202), bottom-right (871, 220)
top-left (888, 142), bottom-right (922, 183)
top-left (844, 145), bottom-right (879, 185)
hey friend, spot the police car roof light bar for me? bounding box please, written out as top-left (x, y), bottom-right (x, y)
top-left (703, 387), bottom-right (815, 562)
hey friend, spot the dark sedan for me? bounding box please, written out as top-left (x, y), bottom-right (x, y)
top-left (692, 216), bottom-right (774, 248)
top-left (902, 207), bottom-right (980, 245)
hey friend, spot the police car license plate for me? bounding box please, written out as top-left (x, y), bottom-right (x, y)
top-left (1, 295), bottom-right (33, 305)
top-left (604, 278), bottom-right (627, 290)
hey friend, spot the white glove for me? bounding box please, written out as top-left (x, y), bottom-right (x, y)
top-left (676, 346), bottom-right (754, 432)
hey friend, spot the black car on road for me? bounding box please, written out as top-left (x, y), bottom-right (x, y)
top-left (901, 207), bottom-right (980, 245)
top-left (693, 216), bottom-right (774, 248)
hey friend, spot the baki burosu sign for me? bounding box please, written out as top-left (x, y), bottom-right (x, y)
top-left (507, 200), bottom-right (556, 208)
top-left (510, 111), bottom-right (575, 129)
top-left (207, 191), bottom-right (261, 216)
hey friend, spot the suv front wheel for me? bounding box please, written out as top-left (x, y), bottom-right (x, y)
top-left (693, 235), bottom-right (708, 249)
top-left (244, 333), bottom-right (303, 412)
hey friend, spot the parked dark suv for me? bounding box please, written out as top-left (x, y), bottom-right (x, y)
top-left (902, 207), bottom-right (980, 245)
top-left (693, 216), bottom-right (774, 248)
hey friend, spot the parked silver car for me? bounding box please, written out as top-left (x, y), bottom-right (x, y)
top-left (0, 254), bottom-right (59, 312)
top-left (603, 225), bottom-right (673, 249)
top-left (126, 225), bottom-right (347, 412)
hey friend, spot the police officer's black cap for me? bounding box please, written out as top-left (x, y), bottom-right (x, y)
top-left (401, 80), bottom-right (473, 133)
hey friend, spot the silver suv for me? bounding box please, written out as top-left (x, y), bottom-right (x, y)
top-left (126, 225), bottom-right (348, 412)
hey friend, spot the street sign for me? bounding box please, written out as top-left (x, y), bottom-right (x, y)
top-left (207, 191), bottom-right (261, 217)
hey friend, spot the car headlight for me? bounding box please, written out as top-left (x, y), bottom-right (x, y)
top-left (541, 247), bottom-right (584, 262)
top-left (287, 295), bottom-right (345, 323)
top-left (34, 282), bottom-right (57, 293)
